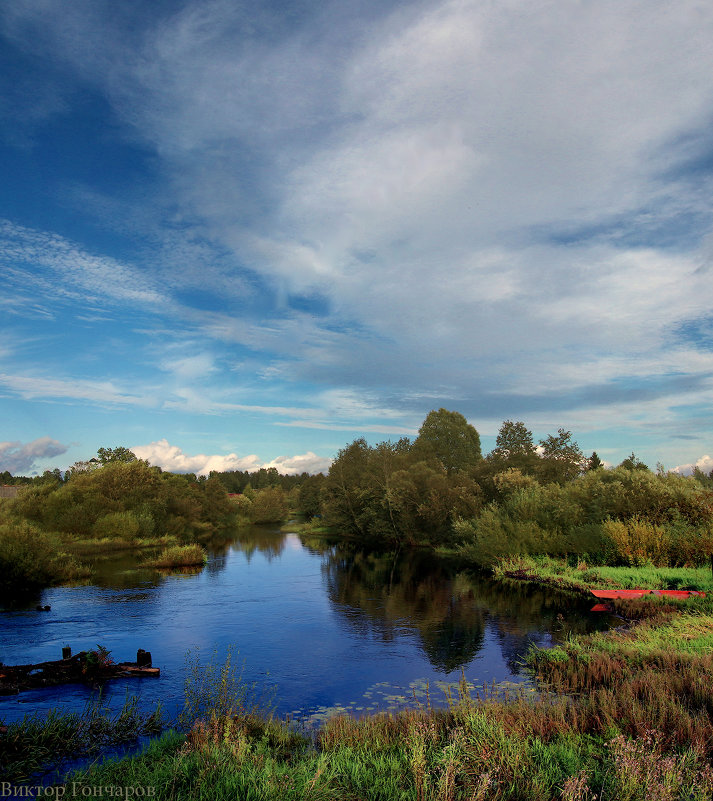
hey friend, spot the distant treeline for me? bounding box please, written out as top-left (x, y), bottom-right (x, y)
top-left (3, 413), bottom-right (713, 592)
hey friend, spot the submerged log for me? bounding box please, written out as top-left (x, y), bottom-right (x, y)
top-left (0, 651), bottom-right (160, 695)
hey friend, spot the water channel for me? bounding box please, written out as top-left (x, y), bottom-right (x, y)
top-left (1, 525), bottom-right (611, 728)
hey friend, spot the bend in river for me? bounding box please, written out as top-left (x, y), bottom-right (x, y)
top-left (0, 525), bottom-right (611, 725)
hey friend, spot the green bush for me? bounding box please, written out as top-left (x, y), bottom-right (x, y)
top-left (92, 511), bottom-right (141, 541)
top-left (145, 544), bottom-right (207, 568)
top-left (0, 520), bottom-right (80, 595)
top-left (249, 487), bottom-right (289, 524)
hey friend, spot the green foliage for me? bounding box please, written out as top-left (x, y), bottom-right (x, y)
top-left (96, 446), bottom-right (140, 464)
top-left (538, 428), bottom-right (584, 484)
top-left (145, 544), bottom-right (207, 568)
top-left (249, 486), bottom-right (289, 524)
top-left (619, 451), bottom-right (649, 471)
top-left (6, 459), bottom-right (234, 543)
top-left (297, 473), bottom-right (326, 518)
top-left (414, 408), bottom-right (482, 474)
top-left (587, 451), bottom-right (603, 470)
top-left (322, 435), bottom-right (482, 546)
top-left (0, 518), bottom-right (84, 596)
top-left (490, 420), bottom-right (539, 476)
top-left (92, 510), bottom-right (141, 541)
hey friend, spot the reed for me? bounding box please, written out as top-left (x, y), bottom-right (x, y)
top-left (143, 544), bottom-right (207, 568)
top-left (0, 692), bottom-right (164, 784)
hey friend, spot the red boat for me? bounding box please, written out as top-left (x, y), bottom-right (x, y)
top-left (591, 589), bottom-right (706, 600)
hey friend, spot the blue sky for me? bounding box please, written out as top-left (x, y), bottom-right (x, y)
top-left (1, 0), bottom-right (712, 477)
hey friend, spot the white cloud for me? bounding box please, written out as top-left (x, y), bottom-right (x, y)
top-left (131, 438), bottom-right (329, 475)
top-left (262, 452), bottom-right (332, 475)
top-left (0, 437), bottom-right (68, 474)
top-left (2, 0), bottom-right (713, 463)
top-left (673, 455), bottom-right (713, 476)
top-left (0, 220), bottom-right (166, 308)
top-left (0, 373), bottom-right (156, 407)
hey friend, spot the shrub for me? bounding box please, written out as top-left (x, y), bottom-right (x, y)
top-left (92, 511), bottom-right (141, 541)
top-left (604, 517), bottom-right (669, 566)
top-left (0, 520), bottom-right (80, 595)
top-left (249, 487), bottom-right (289, 524)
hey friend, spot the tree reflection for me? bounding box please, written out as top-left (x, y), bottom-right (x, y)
top-left (227, 525), bottom-right (288, 561)
top-left (319, 543), bottom-right (608, 674)
top-left (322, 545), bottom-right (485, 672)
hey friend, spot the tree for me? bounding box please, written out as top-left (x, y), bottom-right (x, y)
top-left (414, 409), bottom-right (482, 474)
top-left (489, 420), bottom-right (538, 474)
top-left (538, 429), bottom-right (584, 484)
top-left (97, 447), bottom-right (139, 465)
top-left (619, 452), bottom-right (649, 471)
top-left (587, 451), bottom-right (603, 471)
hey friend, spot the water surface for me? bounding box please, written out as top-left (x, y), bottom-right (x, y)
top-left (0, 526), bottom-right (609, 725)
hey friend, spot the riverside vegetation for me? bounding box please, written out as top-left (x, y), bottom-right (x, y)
top-left (0, 449), bottom-right (312, 596)
top-left (3, 412), bottom-right (713, 797)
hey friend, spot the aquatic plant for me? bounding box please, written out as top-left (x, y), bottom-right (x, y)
top-left (0, 691), bottom-right (164, 784)
top-left (144, 544), bottom-right (207, 568)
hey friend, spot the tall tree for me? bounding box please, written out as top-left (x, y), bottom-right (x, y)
top-left (489, 420), bottom-right (538, 474)
top-left (587, 451), bottom-right (603, 471)
top-left (414, 409), bottom-right (482, 475)
top-left (97, 446), bottom-right (139, 465)
top-left (538, 429), bottom-right (584, 484)
top-left (619, 452), bottom-right (649, 471)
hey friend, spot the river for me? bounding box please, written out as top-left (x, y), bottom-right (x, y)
top-left (0, 525), bottom-right (610, 728)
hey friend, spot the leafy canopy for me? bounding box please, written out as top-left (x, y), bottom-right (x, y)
top-left (414, 408), bottom-right (482, 474)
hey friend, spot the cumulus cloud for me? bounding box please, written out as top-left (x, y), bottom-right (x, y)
top-left (1, 0), bottom-right (713, 463)
top-left (261, 452), bottom-right (332, 475)
top-left (674, 455), bottom-right (713, 476)
top-left (0, 437), bottom-right (68, 474)
top-left (131, 439), bottom-right (262, 475)
top-left (131, 439), bottom-right (329, 476)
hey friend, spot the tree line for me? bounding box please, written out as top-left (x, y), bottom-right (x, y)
top-left (313, 409), bottom-right (713, 567)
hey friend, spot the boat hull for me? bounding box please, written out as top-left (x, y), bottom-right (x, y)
top-left (591, 589), bottom-right (705, 600)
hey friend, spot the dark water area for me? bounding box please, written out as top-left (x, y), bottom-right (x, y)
top-left (0, 525), bottom-right (611, 731)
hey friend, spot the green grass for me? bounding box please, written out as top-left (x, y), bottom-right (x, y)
top-left (60, 694), bottom-right (713, 800)
top-left (494, 555), bottom-right (713, 595)
top-left (0, 692), bottom-right (164, 784)
top-left (143, 544), bottom-right (207, 568)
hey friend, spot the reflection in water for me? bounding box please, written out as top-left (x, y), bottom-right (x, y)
top-left (322, 547), bottom-right (485, 672)
top-left (319, 541), bottom-right (607, 674)
top-left (0, 525), bottom-right (611, 729)
top-left (230, 527), bottom-right (288, 561)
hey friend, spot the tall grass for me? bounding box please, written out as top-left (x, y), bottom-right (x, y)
top-left (0, 692), bottom-right (164, 784)
top-left (494, 555), bottom-right (713, 595)
top-left (144, 544), bottom-right (207, 568)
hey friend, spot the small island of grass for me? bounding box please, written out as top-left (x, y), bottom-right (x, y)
top-left (144, 544), bottom-right (207, 568)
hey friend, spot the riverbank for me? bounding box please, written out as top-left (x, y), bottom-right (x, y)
top-left (6, 556), bottom-right (708, 800)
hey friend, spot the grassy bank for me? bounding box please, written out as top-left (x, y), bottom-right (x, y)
top-left (493, 554), bottom-right (713, 596)
top-left (59, 678), bottom-right (713, 800)
top-left (57, 559), bottom-right (713, 799)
